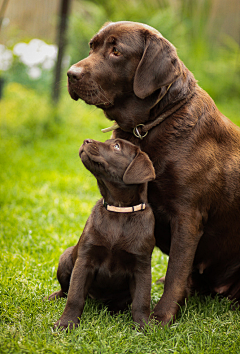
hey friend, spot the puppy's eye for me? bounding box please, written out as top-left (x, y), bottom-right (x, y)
top-left (112, 47), bottom-right (121, 56)
top-left (89, 41), bottom-right (93, 49)
top-left (114, 143), bottom-right (121, 150)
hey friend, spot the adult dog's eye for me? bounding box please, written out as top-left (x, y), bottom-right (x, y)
top-left (114, 143), bottom-right (121, 150)
top-left (112, 47), bottom-right (121, 56)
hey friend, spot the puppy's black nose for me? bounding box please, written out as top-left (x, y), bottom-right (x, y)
top-left (83, 139), bottom-right (93, 145)
top-left (67, 66), bottom-right (84, 83)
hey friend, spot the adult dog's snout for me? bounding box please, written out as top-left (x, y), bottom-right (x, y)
top-left (67, 65), bottom-right (84, 83)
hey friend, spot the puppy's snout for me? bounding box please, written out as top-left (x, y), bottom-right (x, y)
top-left (67, 66), bottom-right (84, 83)
top-left (83, 139), bottom-right (93, 145)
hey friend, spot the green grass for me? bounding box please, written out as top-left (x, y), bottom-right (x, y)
top-left (1, 83), bottom-right (240, 353)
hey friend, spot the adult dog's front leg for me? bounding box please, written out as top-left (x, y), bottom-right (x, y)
top-left (153, 209), bottom-right (204, 325)
top-left (54, 257), bottom-right (93, 331)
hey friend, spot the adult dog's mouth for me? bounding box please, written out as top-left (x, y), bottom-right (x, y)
top-left (69, 89), bottom-right (80, 101)
top-left (96, 102), bottom-right (113, 109)
top-left (69, 89), bottom-right (114, 108)
top-left (68, 80), bottom-right (114, 107)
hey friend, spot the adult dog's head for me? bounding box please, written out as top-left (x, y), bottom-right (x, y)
top-left (67, 21), bottom-right (195, 132)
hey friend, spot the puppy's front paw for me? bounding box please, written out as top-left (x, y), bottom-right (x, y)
top-left (47, 290), bottom-right (67, 301)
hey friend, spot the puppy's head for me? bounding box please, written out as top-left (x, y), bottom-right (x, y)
top-left (79, 138), bottom-right (155, 185)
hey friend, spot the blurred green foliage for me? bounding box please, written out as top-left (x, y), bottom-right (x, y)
top-left (0, 83), bottom-right (60, 143)
top-left (4, 59), bottom-right (55, 93)
top-left (0, 82), bottom-right (111, 146)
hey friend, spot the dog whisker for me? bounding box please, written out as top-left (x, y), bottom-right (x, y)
top-left (97, 84), bottom-right (114, 105)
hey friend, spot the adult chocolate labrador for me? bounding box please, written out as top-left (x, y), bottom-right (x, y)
top-left (67, 21), bottom-right (240, 325)
top-left (49, 138), bottom-right (155, 330)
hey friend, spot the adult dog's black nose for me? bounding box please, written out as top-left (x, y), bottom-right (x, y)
top-left (67, 65), bottom-right (84, 83)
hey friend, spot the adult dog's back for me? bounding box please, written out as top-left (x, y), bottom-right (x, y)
top-left (67, 21), bottom-right (240, 325)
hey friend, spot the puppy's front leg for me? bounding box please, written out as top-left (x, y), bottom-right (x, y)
top-left (54, 257), bottom-right (93, 331)
top-left (48, 246), bottom-right (75, 300)
top-left (130, 262), bottom-right (152, 329)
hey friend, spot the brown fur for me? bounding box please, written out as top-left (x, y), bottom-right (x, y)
top-left (48, 138), bottom-right (155, 330)
top-left (67, 21), bottom-right (240, 325)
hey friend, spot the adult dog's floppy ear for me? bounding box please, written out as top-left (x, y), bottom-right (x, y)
top-left (133, 34), bottom-right (182, 99)
top-left (123, 151), bottom-right (155, 185)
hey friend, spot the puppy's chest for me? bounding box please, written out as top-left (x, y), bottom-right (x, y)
top-left (85, 220), bottom-right (149, 274)
top-left (91, 208), bottom-right (151, 250)
top-left (81, 206), bottom-right (154, 274)
top-left (86, 244), bottom-right (138, 274)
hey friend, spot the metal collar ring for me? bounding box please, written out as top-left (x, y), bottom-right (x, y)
top-left (133, 124), bottom-right (148, 139)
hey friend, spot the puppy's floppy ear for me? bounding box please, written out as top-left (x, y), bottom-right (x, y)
top-left (133, 34), bottom-right (182, 99)
top-left (123, 151), bottom-right (155, 185)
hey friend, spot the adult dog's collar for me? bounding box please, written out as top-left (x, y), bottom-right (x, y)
top-left (132, 96), bottom-right (190, 139)
top-left (101, 87), bottom-right (196, 139)
top-left (101, 96), bottom-right (188, 138)
top-left (101, 83), bottom-right (172, 135)
top-left (102, 94), bottom-right (194, 140)
top-left (103, 200), bottom-right (146, 213)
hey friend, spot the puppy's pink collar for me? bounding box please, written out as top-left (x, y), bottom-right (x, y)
top-left (103, 200), bottom-right (146, 213)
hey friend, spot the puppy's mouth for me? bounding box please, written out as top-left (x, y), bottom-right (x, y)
top-left (79, 147), bottom-right (108, 173)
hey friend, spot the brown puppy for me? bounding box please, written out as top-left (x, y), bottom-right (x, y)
top-left (67, 21), bottom-right (240, 325)
top-left (48, 138), bottom-right (155, 330)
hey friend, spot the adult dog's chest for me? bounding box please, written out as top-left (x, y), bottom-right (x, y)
top-left (131, 134), bottom-right (182, 254)
top-left (114, 128), bottom-right (188, 211)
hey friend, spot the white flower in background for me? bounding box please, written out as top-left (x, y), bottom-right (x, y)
top-left (27, 66), bottom-right (42, 80)
top-left (0, 44), bottom-right (13, 71)
top-left (13, 39), bottom-right (58, 79)
top-left (13, 39), bottom-right (57, 67)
